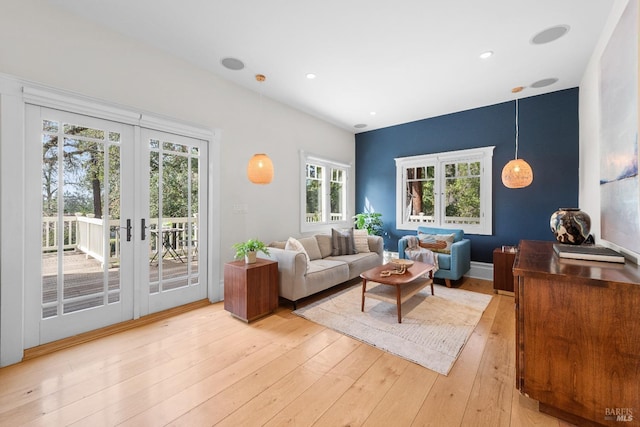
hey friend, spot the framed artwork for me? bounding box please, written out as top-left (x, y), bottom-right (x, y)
top-left (599, 0), bottom-right (640, 253)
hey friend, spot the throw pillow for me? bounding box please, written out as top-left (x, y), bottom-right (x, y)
top-left (298, 236), bottom-right (322, 260)
top-left (353, 229), bottom-right (370, 253)
top-left (418, 233), bottom-right (455, 254)
top-left (315, 234), bottom-right (333, 258)
top-left (285, 237), bottom-right (310, 268)
top-left (331, 228), bottom-right (356, 256)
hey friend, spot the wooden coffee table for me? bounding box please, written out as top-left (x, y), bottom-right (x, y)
top-left (360, 261), bottom-right (435, 323)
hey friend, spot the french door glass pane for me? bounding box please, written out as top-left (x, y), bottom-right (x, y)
top-left (190, 156), bottom-right (199, 282)
top-left (41, 121), bottom-right (121, 318)
top-left (108, 144), bottom-right (121, 303)
top-left (149, 139), bottom-right (200, 293)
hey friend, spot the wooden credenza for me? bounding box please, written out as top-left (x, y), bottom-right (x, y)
top-left (513, 240), bottom-right (640, 427)
top-left (224, 258), bottom-right (278, 322)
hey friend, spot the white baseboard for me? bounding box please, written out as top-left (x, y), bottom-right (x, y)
top-left (467, 261), bottom-right (493, 281)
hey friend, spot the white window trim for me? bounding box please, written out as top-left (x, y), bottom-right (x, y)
top-left (300, 151), bottom-right (351, 233)
top-left (395, 146), bottom-right (494, 235)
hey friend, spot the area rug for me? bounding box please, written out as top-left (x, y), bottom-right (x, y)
top-left (293, 284), bottom-right (492, 375)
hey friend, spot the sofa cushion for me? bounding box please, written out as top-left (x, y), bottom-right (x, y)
top-left (353, 229), bottom-right (370, 253)
top-left (326, 252), bottom-right (382, 280)
top-left (305, 259), bottom-right (350, 293)
top-left (315, 234), bottom-right (333, 258)
top-left (331, 228), bottom-right (356, 256)
top-left (298, 236), bottom-right (322, 260)
top-left (285, 237), bottom-right (310, 267)
top-left (418, 233), bottom-right (455, 254)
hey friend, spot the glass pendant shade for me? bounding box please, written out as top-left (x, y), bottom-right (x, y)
top-left (501, 158), bottom-right (533, 188)
top-left (247, 153), bottom-right (274, 184)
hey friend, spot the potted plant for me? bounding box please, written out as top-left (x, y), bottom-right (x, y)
top-left (353, 212), bottom-right (383, 236)
top-left (233, 238), bottom-right (270, 264)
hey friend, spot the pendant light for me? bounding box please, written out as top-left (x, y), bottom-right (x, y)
top-left (247, 74), bottom-right (274, 184)
top-left (247, 153), bottom-right (274, 184)
top-left (501, 98), bottom-right (533, 188)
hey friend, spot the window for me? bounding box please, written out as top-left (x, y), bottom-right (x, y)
top-left (301, 152), bottom-right (350, 232)
top-left (395, 146), bottom-right (494, 235)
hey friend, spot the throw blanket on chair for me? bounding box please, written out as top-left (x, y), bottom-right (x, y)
top-left (403, 236), bottom-right (439, 273)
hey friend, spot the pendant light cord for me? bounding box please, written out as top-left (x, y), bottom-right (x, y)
top-left (514, 99), bottom-right (519, 160)
top-left (256, 74), bottom-right (266, 133)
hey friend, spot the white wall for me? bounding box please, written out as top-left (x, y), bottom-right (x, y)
top-left (0, 0), bottom-right (354, 365)
top-left (579, 0), bottom-right (638, 260)
top-left (0, 0), bottom-right (355, 271)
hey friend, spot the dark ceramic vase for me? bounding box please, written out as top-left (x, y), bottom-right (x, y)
top-left (549, 208), bottom-right (591, 245)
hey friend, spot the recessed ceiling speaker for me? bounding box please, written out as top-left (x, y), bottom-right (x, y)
top-left (221, 57), bottom-right (245, 71)
top-left (531, 78), bottom-right (559, 88)
top-left (354, 124), bottom-right (368, 129)
top-left (531, 25), bottom-right (570, 44)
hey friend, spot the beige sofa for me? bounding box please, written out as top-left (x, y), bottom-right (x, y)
top-left (261, 233), bottom-right (384, 308)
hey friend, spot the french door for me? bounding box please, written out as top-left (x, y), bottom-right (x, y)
top-left (25, 106), bottom-right (207, 347)
top-left (140, 129), bottom-right (207, 314)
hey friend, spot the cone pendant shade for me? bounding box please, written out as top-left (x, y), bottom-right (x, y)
top-left (247, 153), bottom-right (274, 184)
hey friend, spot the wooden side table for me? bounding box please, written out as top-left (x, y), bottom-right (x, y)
top-left (224, 258), bottom-right (278, 322)
top-left (493, 247), bottom-right (516, 294)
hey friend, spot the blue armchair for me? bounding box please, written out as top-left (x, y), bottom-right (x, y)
top-left (398, 226), bottom-right (471, 287)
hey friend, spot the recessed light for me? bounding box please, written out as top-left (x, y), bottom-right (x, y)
top-left (479, 51), bottom-right (493, 59)
top-left (370, 112), bottom-right (376, 116)
top-left (531, 25), bottom-right (570, 45)
top-left (531, 78), bottom-right (559, 88)
top-left (306, 73), bottom-right (317, 79)
top-left (354, 124), bottom-right (367, 129)
top-left (220, 57), bottom-right (245, 71)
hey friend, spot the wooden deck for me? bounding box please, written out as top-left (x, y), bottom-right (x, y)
top-left (41, 250), bottom-right (198, 316)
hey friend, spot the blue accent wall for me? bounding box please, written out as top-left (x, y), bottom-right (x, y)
top-left (355, 88), bottom-right (579, 263)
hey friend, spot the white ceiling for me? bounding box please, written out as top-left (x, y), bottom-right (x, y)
top-left (49, 0), bottom-right (615, 133)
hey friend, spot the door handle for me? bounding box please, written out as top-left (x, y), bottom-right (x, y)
top-left (141, 218), bottom-right (146, 241)
top-left (126, 219), bottom-right (132, 242)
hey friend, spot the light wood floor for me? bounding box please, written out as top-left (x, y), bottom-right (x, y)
top-left (0, 278), bottom-right (575, 427)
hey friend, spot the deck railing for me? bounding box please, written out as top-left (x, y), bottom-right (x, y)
top-left (42, 216), bottom-right (78, 252)
top-left (43, 215), bottom-right (197, 266)
top-left (305, 213), bottom-right (345, 223)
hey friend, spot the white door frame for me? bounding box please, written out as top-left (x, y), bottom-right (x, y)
top-left (24, 106), bottom-right (138, 345)
top-left (0, 77), bottom-right (221, 366)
